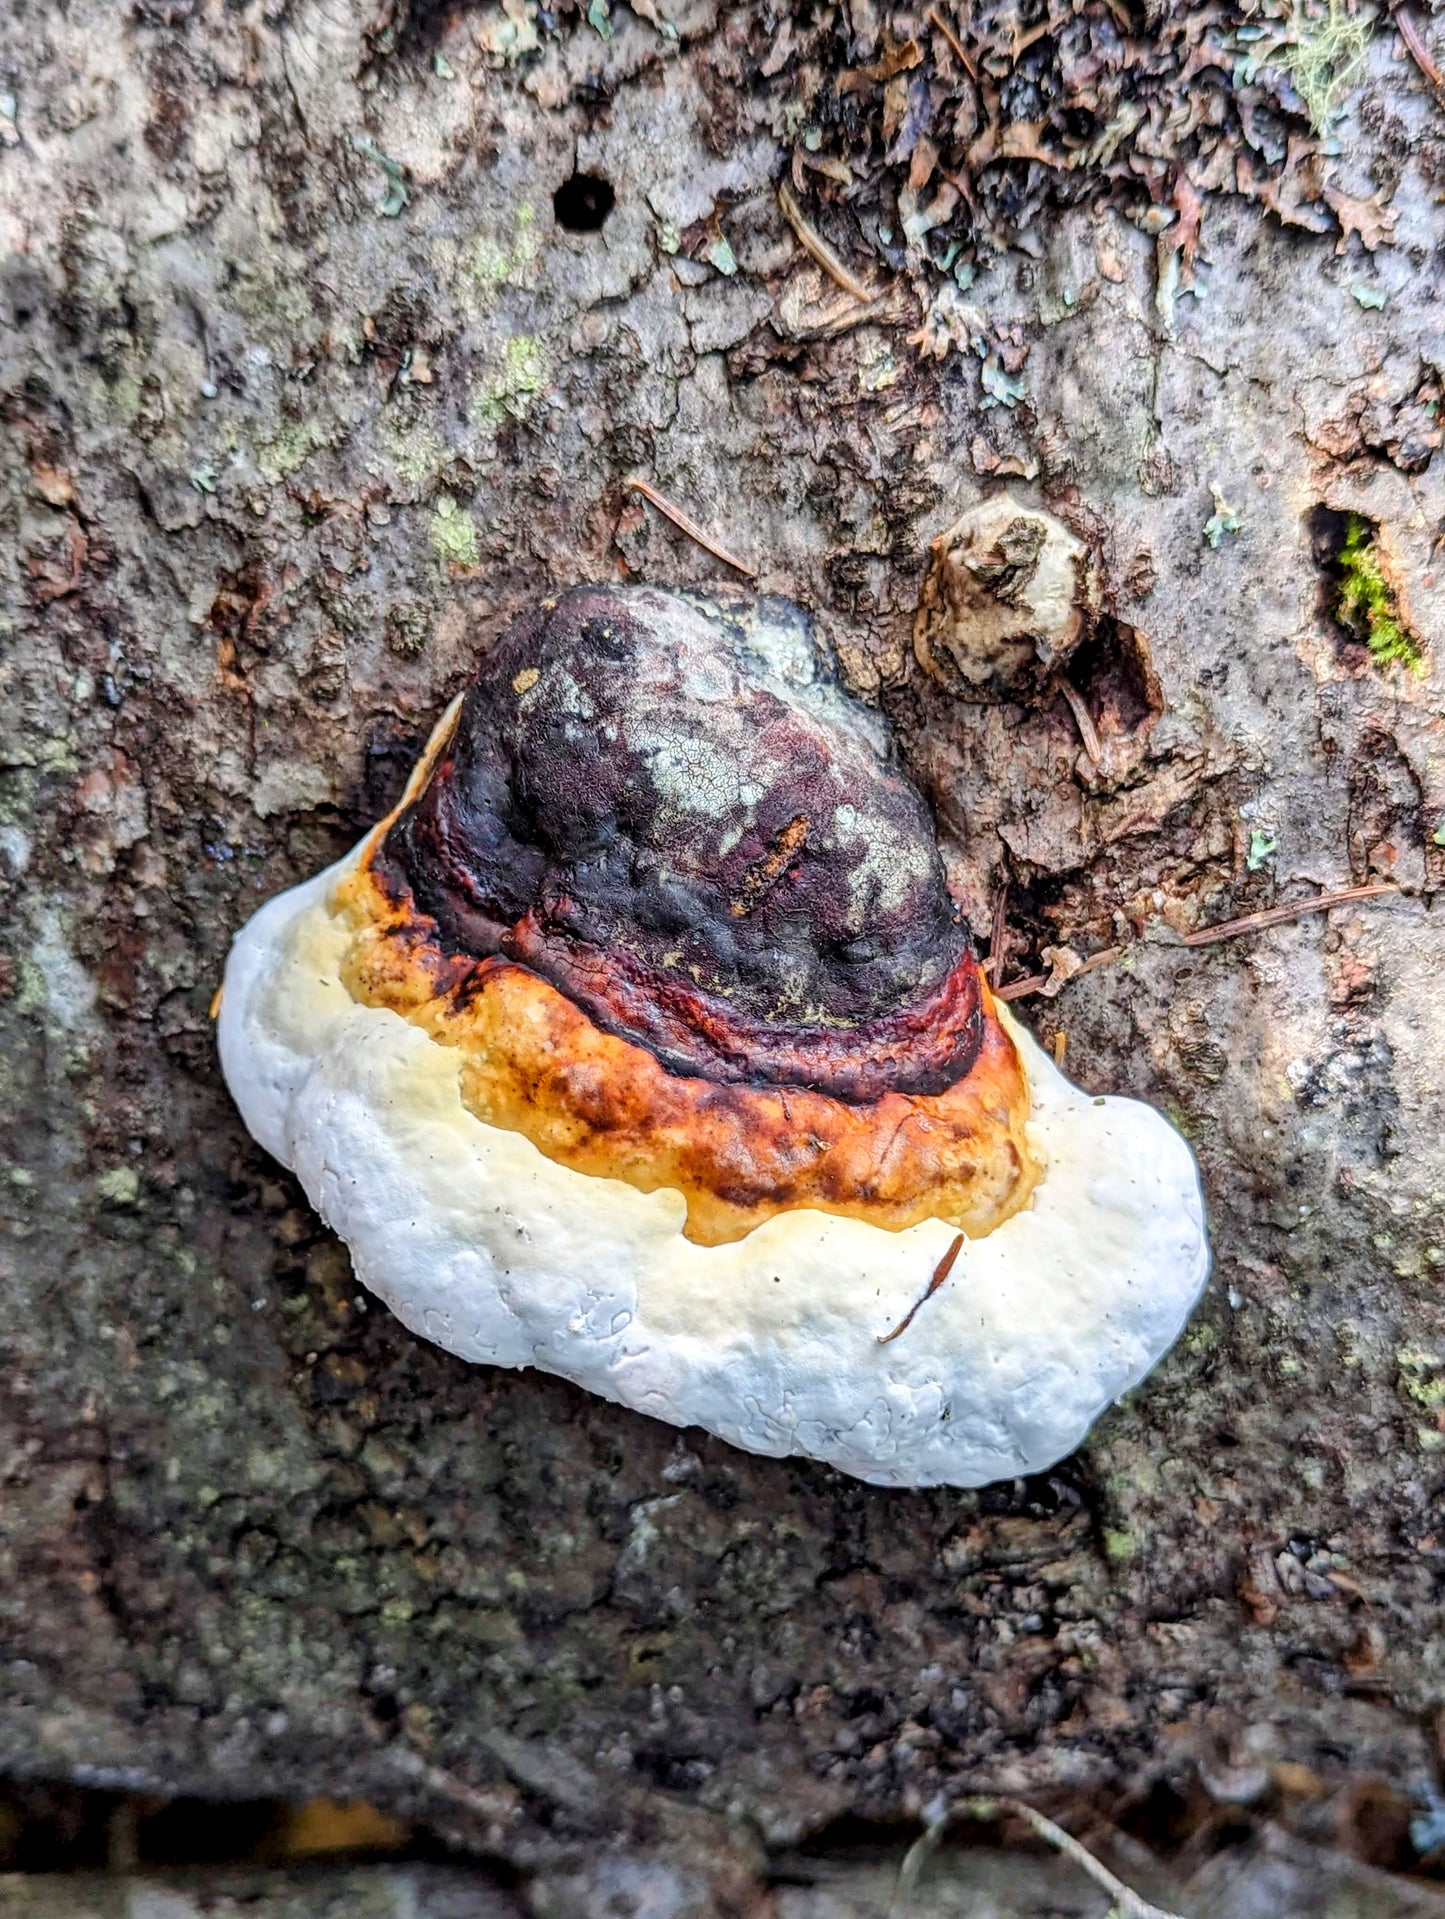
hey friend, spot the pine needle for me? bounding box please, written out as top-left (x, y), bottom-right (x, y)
top-left (888, 1795), bottom-right (1185, 1919)
top-left (1181, 880), bottom-right (1400, 947)
top-left (624, 476), bottom-right (756, 577)
top-left (777, 181), bottom-right (881, 305)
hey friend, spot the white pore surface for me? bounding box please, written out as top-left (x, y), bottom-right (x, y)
top-left (218, 844), bottom-right (1210, 1488)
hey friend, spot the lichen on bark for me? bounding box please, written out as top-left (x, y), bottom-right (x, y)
top-left (2, 0), bottom-right (1445, 1907)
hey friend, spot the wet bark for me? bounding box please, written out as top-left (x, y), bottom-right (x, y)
top-left (2, 2), bottom-right (1445, 1910)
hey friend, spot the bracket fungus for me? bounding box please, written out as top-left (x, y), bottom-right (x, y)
top-left (219, 584), bottom-right (1208, 1487)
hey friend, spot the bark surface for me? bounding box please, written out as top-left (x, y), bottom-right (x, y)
top-left (3, 1), bottom-right (1445, 1909)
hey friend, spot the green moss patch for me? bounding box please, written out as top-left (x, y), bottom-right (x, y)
top-left (1335, 514), bottom-right (1425, 675)
top-left (1314, 507), bottom-right (1426, 676)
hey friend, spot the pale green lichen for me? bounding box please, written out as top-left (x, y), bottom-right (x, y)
top-left (1335, 514), bottom-right (1426, 674)
top-left (256, 417), bottom-right (330, 485)
top-left (1398, 1349), bottom-right (1445, 1410)
top-left (378, 415), bottom-right (452, 493)
top-left (857, 340), bottom-right (899, 394)
top-left (353, 134), bottom-right (411, 218)
top-left (980, 354), bottom-right (1026, 409)
top-left (429, 495), bottom-right (479, 568)
top-left (95, 1166), bottom-right (141, 1206)
top-left (473, 335), bottom-right (548, 424)
top-left (1278, 0), bottom-right (1376, 133)
top-left (448, 206), bottom-right (541, 323)
top-left (475, 0), bottom-right (540, 63)
top-left (1246, 829), bottom-right (1278, 871)
top-left (1204, 482), bottom-right (1244, 548)
top-left (228, 263), bottom-right (314, 332)
top-left (701, 234), bottom-right (737, 276)
top-left (98, 370), bottom-right (145, 427)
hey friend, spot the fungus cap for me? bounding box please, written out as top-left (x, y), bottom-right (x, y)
top-left (219, 585), bottom-right (1208, 1488)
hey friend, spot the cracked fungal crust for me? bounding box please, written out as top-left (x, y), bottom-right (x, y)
top-left (348, 586), bottom-right (1035, 1245)
top-left (375, 585), bottom-right (989, 1102)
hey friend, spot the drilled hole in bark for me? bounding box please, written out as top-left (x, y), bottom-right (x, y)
top-left (553, 172), bottom-right (615, 232)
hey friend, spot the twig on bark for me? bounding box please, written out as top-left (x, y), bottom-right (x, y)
top-left (984, 875), bottom-right (1010, 983)
top-left (877, 1233), bottom-right (965, 1345)
top-left (1180, 880), bottom-right (1400, 947)
top-left (1000, 881), bottom-right (1402, 1000)
top-left (926, 4), bottom-right (978, 79)
top-left (624, 476), bottom-right (756, 578)
top-left (777, 181), bottom-right (881, 305)
top-left (1010, 14), bottom-right (1055, 61)
top-left (996, 945), bottom-right (1123, 1002)
top-left (996, 974), bottom-right (1047, 1001)
top-left (889, 1794), bottom-right (1184, 1919)
top-left (1055, 671), bottom-right (1102, 766)
top-left (420, 1761), bottom-right (518, 1826)
top-left (1394, 6), bottom-right (1445, 105)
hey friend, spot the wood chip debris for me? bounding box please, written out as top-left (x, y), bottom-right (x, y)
top-left (998, 879), bottom-right (1402, 1001)
top-left (893, 1794), bottom-right (1185, 1919)
top-left (1395, 7), bottom-right (1445, 106)
top-left (1055, 671), bottom-right (1102, 766)
top-left (925, 4), bottom-right (978, 80)
top-left (997, 945), bottom-right (1122, 1002)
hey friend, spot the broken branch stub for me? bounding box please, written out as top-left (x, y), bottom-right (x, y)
top-left (914, 494), bottom-right (1102, 695)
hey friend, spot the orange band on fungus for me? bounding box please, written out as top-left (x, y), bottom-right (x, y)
top-left (330, 859), bottom-right (1036, 1247)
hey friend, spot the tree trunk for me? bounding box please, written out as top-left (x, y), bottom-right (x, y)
top-left (3, 1), bottom-right (1445, 1910)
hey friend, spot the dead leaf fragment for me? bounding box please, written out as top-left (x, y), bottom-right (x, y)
top-left (1325, 185), bottom-right (1398, 254)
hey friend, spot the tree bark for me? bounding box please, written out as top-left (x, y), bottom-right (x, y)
top-left (3, 1), bottom-right (1445, 1909)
